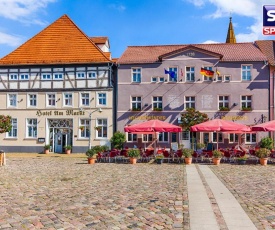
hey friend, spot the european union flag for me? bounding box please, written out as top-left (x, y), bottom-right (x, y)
top-left (164, 69), bottom-right (176, 78)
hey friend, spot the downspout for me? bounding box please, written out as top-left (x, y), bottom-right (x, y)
top-left (270, 69), bottom-right (275, 121)
top-left (108, 62), bottom-right (117, 133)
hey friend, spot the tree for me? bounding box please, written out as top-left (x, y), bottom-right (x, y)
top-left (0, 115), bottom-right (12, 133)
top-left (110, 131), bottom-right (126, 150)
top-left (180, 108), bottom-right (208, 131)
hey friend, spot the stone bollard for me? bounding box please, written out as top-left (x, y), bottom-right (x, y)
top-left (0, 150), bottom-right (5, 166)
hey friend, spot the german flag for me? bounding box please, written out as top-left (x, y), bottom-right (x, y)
top-left (200, 68), bottom-right (214, 77)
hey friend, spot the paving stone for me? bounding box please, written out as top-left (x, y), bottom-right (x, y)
top-left (0, 156), bottom-right (184, 229)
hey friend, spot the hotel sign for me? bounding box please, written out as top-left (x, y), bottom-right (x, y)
top-left (129, 115), bottom-right (167, 120)
top-left (36, 109), bottom-right (85, 117)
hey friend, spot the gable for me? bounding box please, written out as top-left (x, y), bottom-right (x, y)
top-left (159, 45), bottom-right (223, 61)
top-left (0, 15), bottom-right (111, 65)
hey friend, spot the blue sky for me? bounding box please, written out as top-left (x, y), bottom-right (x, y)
top-left (0, 0), bottom-right (274, 58)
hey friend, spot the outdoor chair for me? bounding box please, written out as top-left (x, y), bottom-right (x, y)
top-left (192, 151), bottom-right (200, 163)
top-left (201, 151), bottom-right (213, 163)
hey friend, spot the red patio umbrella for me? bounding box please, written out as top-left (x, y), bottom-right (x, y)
top-left (124, 120), bottom-right (182, 153)
top-left (190, 119), bottom-right (250, 149)
top-left (251, 120), bottom-right (275, 131)
top-left (124, 119), bottom-right (182, 133)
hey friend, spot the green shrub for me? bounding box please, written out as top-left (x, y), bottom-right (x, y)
top-left (260, 137), bottom-right (273, 150)
top-left (127, 149), bottom-right (140, 158)
top-left (182, 148), bottom-right (193, 158)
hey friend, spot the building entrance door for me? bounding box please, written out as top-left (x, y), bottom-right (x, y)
top-left (48, 119), bottom-right (73, 153)
top-left (55, 131), bottom-right (63, 153)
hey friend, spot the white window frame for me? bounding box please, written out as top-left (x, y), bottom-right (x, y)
top-left (241, 95), bottom-right (252, 109)
top-left (131, 96), bottom-right (142, 111)
top-left (159, 77), bottom-right (164, 82)
top-left (28, 94), bottom-right (37, 107)
top-left (9, 73), bottom-right (18, 80)
top-left (168, 67), bottom-right (178, 82)
top-left (41, 73), bottom-right (52, 80)
top-left (151, 77), bottom-right (157, 82)
top-left (79, 119), bottom-right (90, 138)
top-left (88, 71), bottom-right (97, 78)
top-left (224, 75), bottom-right (231, 82)
top-left (53, 73), bottom-right (63, 80)
top-left (245, 133), bottom-right (256, 144)
top-left (127, 133), bottom-right (137, 142)
top-left (185, 96), bottom-right (195, 109)
top-left (80, 93), bottom-right (90, 106)
top-left (97, 92), bottom-right (107, 106)
top-left (96, 118), bottom-right (108, 139)
top-left (203, 66), bottom-right (213, 81)
top-left (7, 118), bottom-right (17, 138)
top-left (26, 118), bottom-right (37, 138)
top-left (8, 93), bottom-right (17, 107)
top-left (132, 68), bottom-right (141, 83)
top-left (152, 96), bottom-right (163, 110)
top-left (158, 132), bottom-right (169, 142)
top-left (212, 132), bottom-right (223, 143)
top-left (76, 72), bottom-right (86, 78)
top-left (218, 95), bottom-right (229, 109)
top-left (229, 133), bottom-right (238, 143)
top-left (20, 74), bottom-right (29, 80)
top-left (186, 66), bottom-right (195, 82)
top-left (47, 93), bottom-right (56, 107)
top-left (216, 75), bottom-right (222, 82)
top-left (63, 93), bottom-right (73, 107)
top-left (242, 65), bottom-right (252, 81)
top-left (143, 134), bottom-right (153, 142)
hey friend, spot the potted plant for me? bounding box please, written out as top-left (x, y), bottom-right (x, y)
top-left (44, 144), bottom-right (51, 154)
top-left (110, 131), bottom-right (126, 150)
top-left (79, 126), bottom-right (85, 131)
top-left (212, 150), bottom-right (223, 165)
top-left (127, 148), bottom-right (140, 164)
top-left (86, 146), bottom-right (99, 164)
top-left (260, 137), bottom-right (273, 150)
top-left (237, 155), bottom-right (248, 165)
top-left (182, 148), bottom-right (193, 165)
top-left (255, 148), bottom-right (271, 166)
top-left (153, 107), bottom-right (162, 111)
top-left (155, 154), bottom-right (164, 164)
top-left (94, 126), bottom-right (102, 131)
top-left (196, 143), bottom-right (205, 150)
top-left (64, 145), bottom-right (72, 154)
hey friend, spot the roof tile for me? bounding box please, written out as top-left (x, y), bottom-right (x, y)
top-left (0, 15), bottom-right (111, 65)
top-left (118, 42), bottom-right (267, 64)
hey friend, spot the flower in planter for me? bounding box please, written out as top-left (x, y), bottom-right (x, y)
top-left (79, 126), bottom-right (85, 131)
top-left (219, 106), bottom-right (230, 111)
top-left (241, 107), bottom-right (252, 111)
top-left (153, 107), bottom-right (162, 111)
top-left (94, 126), bottom-right (102, 131)
top-left (132, 107), bottom-right (141, 111)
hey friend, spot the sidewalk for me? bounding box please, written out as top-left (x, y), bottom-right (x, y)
top-left (186, 164), bottom-right (257, 230)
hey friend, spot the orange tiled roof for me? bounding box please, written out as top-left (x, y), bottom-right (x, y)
top-left (255, 40), bottom-right (275, 66)
top-left (118, 42), bottom-right (267, 64)
top-left (0, 15), bottom-right (111, 65)
top-left (90, 37), bottom-right (108, 44)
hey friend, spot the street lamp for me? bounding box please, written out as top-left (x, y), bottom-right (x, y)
top-left (80, 107), bottom-right (102, 150)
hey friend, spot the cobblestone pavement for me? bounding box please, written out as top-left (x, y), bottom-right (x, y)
top-left (0, 156), bottom-right (184, 229)
top-left (210, 163), bottom-right (275, 230)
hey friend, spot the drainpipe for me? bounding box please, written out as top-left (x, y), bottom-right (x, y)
top-left (270, 69), bottom-right (275, 141)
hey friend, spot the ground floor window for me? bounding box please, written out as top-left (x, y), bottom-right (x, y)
top-left (8, 118), bottom-right (17, 137)
top-left (80, 119), bottom-right (90, 138)
top-left (96, 119), bottom-right (107, 138)
top-left (127, 133), bottom-right (137, 142)
top-left (158, 132), bottom-right (168, 142)
top-left (245, 133), bottom-right (256, 144)
top-left (27, 118), bottom-right (37, 138)
top-left (212, 132), bottom-right (223, 143)
top-left (143, 134), bottom-right (153, 142)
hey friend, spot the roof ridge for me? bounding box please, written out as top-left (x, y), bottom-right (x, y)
top-left (126, 42), bottom-right (254, 48)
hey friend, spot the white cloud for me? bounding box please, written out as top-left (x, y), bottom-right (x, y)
top-left (203, 40), bottom-right (220, 44)
top-left (185, 0), bottom-right (275, 42)
top-left (0, 31), bottom-right (23, 47)
top-left (0, 0), bottom-right (56, 24)
top-left (108, 3), bottom-right (126, 12)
